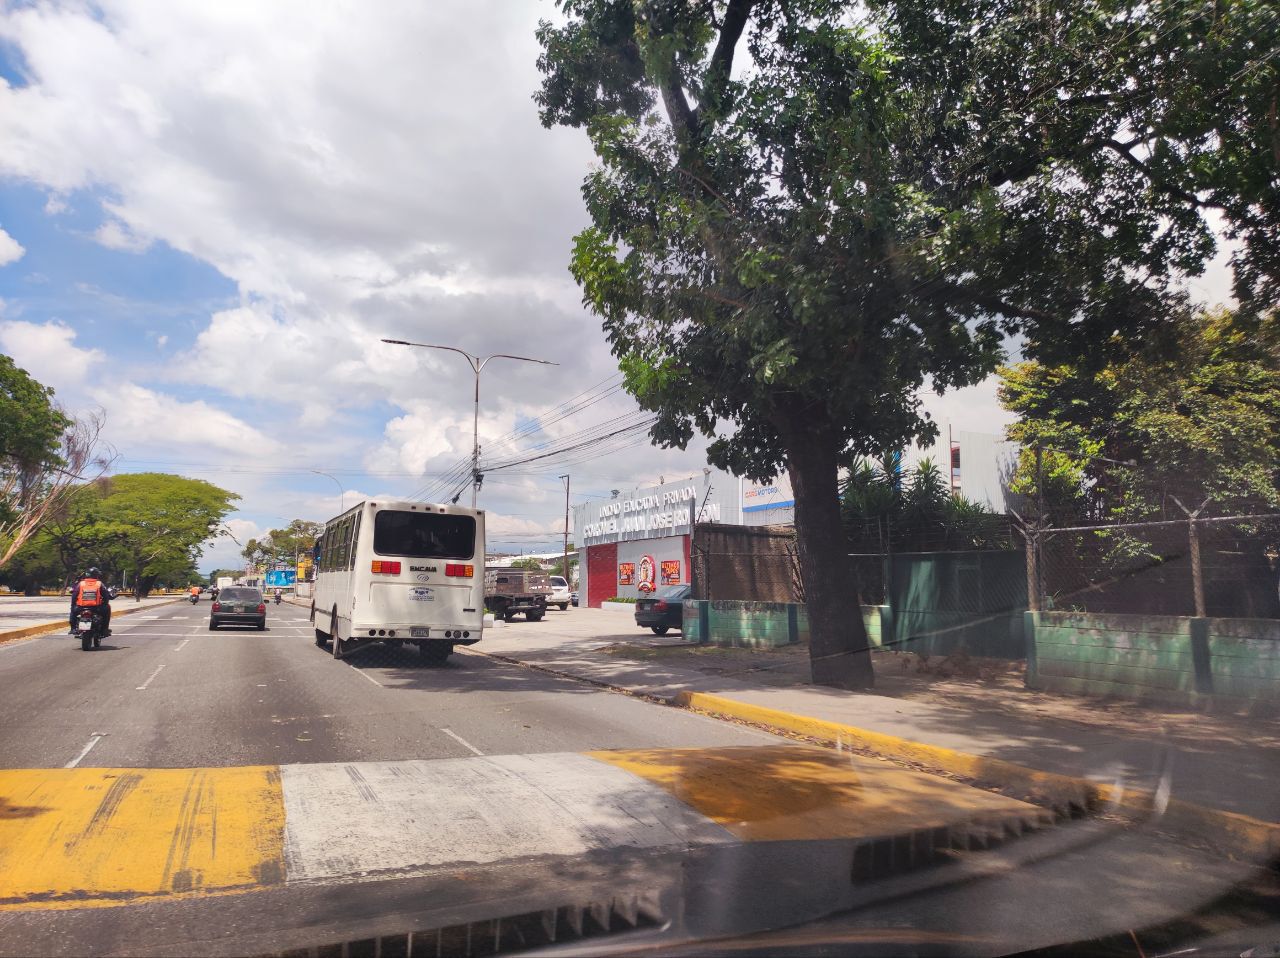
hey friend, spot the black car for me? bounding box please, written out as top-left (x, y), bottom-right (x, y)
top-left (210, 586), bottom-right (266, 630)
top-left (634, 584), bottom-right (690, 635)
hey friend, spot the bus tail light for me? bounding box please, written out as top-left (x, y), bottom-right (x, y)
top-left (371, 561), bottom-right (402, 575)
top-left (445, 564), bottom-right (473, 577)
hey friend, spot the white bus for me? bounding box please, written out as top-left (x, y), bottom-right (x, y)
top-left (310, 499), bottom-right (485, 663)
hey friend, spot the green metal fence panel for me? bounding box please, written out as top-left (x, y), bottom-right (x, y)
top-left (886, 551), bottom-right (1028, 658)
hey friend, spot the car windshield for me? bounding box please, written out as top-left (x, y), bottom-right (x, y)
top-left (373, 511), bottom-right (475, 559)
top-left (2, 3), bottom-right (1275, 956)
top-left (218, 589), bottom-right (261, 602)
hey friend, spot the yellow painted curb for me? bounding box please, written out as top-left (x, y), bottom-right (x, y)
top-left (0, 597), bottom-right (186, 647)
top-left (0, 766), bottom-right (286, 910)
top-left (673, 690), bottom-right (1280, 862)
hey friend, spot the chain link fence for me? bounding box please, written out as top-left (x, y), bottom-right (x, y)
top-left (1035, 513), bottom-right (1280, 619)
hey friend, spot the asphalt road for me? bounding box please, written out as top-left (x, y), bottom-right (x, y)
top-left (1, 603), bottom-right (1263, 957)
top-left (0, 600), bottom-right (781, 770)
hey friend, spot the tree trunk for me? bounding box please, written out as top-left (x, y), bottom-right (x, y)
top-left (777, 403), bottom-right (875, 689)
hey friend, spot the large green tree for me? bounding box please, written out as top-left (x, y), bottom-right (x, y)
top-left (4, 473), bottom-right (240, 596)
top-left (535, 0), bottom-right (1273, 687)
top-left (96, 474), bottom-right (240, 596)
top-left (999, 308), bottom-right (1280, 521)
top-left (243, 519), bottom-right (321, 568)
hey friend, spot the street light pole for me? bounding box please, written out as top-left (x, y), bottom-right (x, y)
top-left (559, 473), bottom-right (570, 587)
top-left (310, 469), bottom-right (345, 516)
top-left (380, 339), bottom-right (558, 507)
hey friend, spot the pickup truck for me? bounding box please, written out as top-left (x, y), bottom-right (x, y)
top-left (484, 568), bottom-right (551, 622)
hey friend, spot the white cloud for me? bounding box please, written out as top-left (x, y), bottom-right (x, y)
top-left (0, 225), bottom-right (24, 266)
top-left (0, 318), bottom-right (103, 390)
top-left (93, 218), bottom-right (149, 252)
top-left (91, 382), bottom-right (282, 456)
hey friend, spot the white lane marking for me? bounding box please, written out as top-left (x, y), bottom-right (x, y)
top-left (346, 662), bottom-right (382, 687)
top-left (135, 664), bottom-right (166, 690)
top-left (440, 727), bottom-right (484, 756)
top-left (64, 733), bottom-right (105, 768)
top-left (173, 638), bottom-right (190, 651)
top-left (135, 616), bottom-right (161, 620)
top-left (279, 755), bottom-right (733, 882)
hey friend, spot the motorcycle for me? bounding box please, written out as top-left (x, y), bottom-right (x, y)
top-left (74, 608), bottom-right (105, 651)
top-left (273, 593), bottom-right (282, 605)
top-left (189, 593), bottom-right (200, 604)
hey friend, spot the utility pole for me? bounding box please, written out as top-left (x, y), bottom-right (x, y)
top-left (559, 474), bottom-right (570, 586)
top-left (381, 339), bottom-right (557, 507)
top-left (1173, 496), bottom-right (1213, 618)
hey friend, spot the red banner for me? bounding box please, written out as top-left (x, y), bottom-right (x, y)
top-left (660, 560), bottom-right (681, 584)
top-left (617, 562), bottom-right (635, 585)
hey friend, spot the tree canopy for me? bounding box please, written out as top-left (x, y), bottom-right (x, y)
top-left (535, 0), bottom-right (1273, 687)
top-left (999, 307), bottom-right (1280, 523)
top-left (0, 355), bottom-right (105, 568)
top-left (242, 519), bottom-right (322, 567)
top-left (0, 472), bottom-right (239, 595)
top-left (0, 355), bottom-right (70, 478)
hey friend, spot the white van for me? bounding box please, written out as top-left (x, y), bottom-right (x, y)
top-left (548, 575), bottom-right (571, 610)
top-left (311, 499), bottom-right (485, 663)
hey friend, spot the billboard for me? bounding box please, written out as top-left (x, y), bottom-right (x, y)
top-left (741, 473), bottom-right (795, 514)
top-left (265, 569), bottom-right (297, 588)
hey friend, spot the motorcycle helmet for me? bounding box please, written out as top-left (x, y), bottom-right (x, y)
top-left (85, 567), bottom-right (102, 578)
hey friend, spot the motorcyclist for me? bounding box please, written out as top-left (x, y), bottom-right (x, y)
top-left (69, 567), bottom-right (112, 636)
top-left (273, 587), bottom-right (283, 604)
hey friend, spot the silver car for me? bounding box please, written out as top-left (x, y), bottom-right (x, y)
top-left (209, 586), bottom-right (267, 631)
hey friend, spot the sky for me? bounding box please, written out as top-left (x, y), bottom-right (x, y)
top-left (0, 1), bottom-right (1238, 574)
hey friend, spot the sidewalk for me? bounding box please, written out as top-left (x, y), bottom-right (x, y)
top-left (478, 610), bottom-right (1280, 826)
top-left (0, 594), bottom-right (183, 642)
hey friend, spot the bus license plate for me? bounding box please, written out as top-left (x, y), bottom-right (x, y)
top-left (410, 627), bottom-right (429, 638)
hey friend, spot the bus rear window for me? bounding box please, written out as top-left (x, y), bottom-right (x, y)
top-left (373, 511), bottom-right (476, 559)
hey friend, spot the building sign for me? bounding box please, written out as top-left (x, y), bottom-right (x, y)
top-left (637, 554), bottom-right (657, 593)
top-left (660, 560), bottom-right (681, 585)
top-left (265, 569), bottom-right (297, 588)
top-left (742, 473), bottom-right (795, 514)
top-left (618, 562), bottom-right (635, 585)
top-left (582, 484), bottom-right (722, 545)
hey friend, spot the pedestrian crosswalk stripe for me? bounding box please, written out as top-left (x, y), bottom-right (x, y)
top-left (0, 746), bottom-right (1044, 911)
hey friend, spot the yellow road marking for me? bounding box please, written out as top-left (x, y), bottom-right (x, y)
top-left (0, 766), bottom-right (285, 910)
top-left (591, 745), bottom-right (1040, 842)
top-left (669, 692), bottom-right (1280, 860)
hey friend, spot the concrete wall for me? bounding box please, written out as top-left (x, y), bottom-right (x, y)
top-left (682, 600), bottom-right (886, 650)
top-left (1028, 611), bottom-right (1280, 708)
